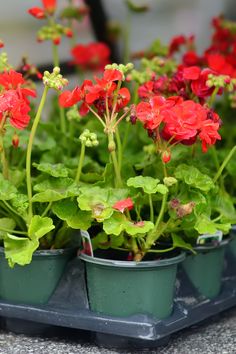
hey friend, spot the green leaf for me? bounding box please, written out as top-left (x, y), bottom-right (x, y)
top-left (156, 184), bottom-right (168, 195)
top-left (0, 218), bottom-right (16, 239)
top-left (52, 199), bottom-right (92, 229)
top-left (125, 220), bottom-right (154, 236)
top-left (4, 234), bottom-right (39, 267)
top-left (77, 186), bottom-right (128, 222)
top-left (103, 213), bottom-right (126, 235)
top-left (127, 176), bottom-right (160, 194)
top-left (32, 177), bottom-right (80, 202)
top-left (28, 215), bottom-right (55, 240)
top-left (4, 215), bottom-right (55, 267)
top-left (33, 162), bottom-right (69, 178)
top-left (194, 215), bottom-right (231, 235)
top-left (103, 212), bottom-right (154, 236)
top-left (10, 194), bottom-right (29, 220)
top-left (171, 234), bottom-right (194, 252)
top-left (0, 174), bottom-right (17, 201)
top-left (174, 164), bottom-right (215, 192)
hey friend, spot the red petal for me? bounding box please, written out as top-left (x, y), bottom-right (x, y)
top-left (28, 7), bottom-right (45, 19)
top-left (112, 198), bottom-right (134, 213)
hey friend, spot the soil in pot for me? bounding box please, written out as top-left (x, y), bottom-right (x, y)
top-left (79, 249), bottom-right (185, 319)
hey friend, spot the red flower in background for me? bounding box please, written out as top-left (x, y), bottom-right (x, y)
top-left (28, 0), bottom-right (57, 19)
top-left (71, 42), bottom-right (111, 71)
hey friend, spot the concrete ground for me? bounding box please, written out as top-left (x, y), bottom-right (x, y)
top-left (0, 307), bottom-right (235, 354)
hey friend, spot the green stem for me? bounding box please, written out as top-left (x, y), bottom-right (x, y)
top-left (26, 86), bottom-right (49, 223)
top-left (75, 143), bottom-right (86, 184)
top-left (0, 227), bottom-right (27, 235)
top-left (0, 133), bottom-right (8, 179)
top-left (41, 201), bottom-right (53, 218)
top-left (147, 246), bottom-right (174, 253)
top-left (208, 86), bottom-right (219, 107)
top-left (122, 123), bottom-right (130, 152)
top-left (52, 44), bottom-right (59, 67)
top-left (149, 194), bottom-right (154, 223)
top-left (111, 150), bottom-right (122, 187)
top-left (59, 105), bottom-right (66, 135)
top-left (213, 145), bottom-right (236, 183)
top-left (210, 146), bottom-right (224, 189)
top-left (115, 128), bottom-right (122, 171)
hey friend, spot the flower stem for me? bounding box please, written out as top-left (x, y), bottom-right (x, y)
top-left (52, 44), bottom-right (59, 67)
top-left (115, 128), bottom-right (122, 171)
top-left (41, 201), bottom-right (53, 218)
top-left (0, 133), bottom-right (8, 179)
top-left (0, 227), bottom-right (27, 235)
top-left (75, 142), bottom-right (86, 184)
top-left (108, 133), bottom-right (122, 187)
top-left (208, 86), bottom-right (219, 107)
top-left (213, 145), bottom-right (236, 183)
top-left (26, 86), bottom-right (49, 223)
top-left (149, 194), bottom-right (154, 223)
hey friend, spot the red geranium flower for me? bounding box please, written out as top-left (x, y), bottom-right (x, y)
top-left (113, 198), bottom-right (134, 213)
top-left (28, 0), bottom-right (57, 19)
top-left (0, 70), bottom-right (36, 130)
top-left (59, 87), bottom-right (82, 108)
top-left (71, 42), bottom-right (111, 71)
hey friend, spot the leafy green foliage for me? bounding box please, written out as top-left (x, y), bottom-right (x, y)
top-left (33, 162), bottom-right (69, 178)
top-left (4, 216), bottom-right (55, 267)
top-left (175, 164), bottom-right (215, 192)
top-left (52, 199), bottom-right (92, 229)
top-left (32, 177), bottom-right (80, 202)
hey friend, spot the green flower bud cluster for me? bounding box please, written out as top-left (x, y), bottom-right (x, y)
top-left (37, 24), bottom-right (68, 43)
top-left (66, 106), bottom-right (81, 121)
top-left (79, 129), bottom-right (99, 147)
top-left (141, 57), bottom-right (177, 75)
top-left (149, 39), bottom-right (168, 57)
top-left (206, 74), bottom-right (236, 91)
top-left (43, 67), bottom-right (68, 90)
top-left (0, 52), bottom-right (11, 72)
top-left (105, 62), bottom-right (134, 79)
top-left (129, 69), bottom-right (152, 84)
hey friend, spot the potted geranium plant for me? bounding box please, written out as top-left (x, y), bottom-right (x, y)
top-left (56, 44), bottom-right (235, 316)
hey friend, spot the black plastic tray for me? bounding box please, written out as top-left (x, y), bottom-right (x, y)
top-left (0, 250), bottom-right (235, 350)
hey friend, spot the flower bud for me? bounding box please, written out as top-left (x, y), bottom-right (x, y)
top-left (162, 150), bottom-right (171, 163)
top-left (12, 133), bottom-right (19, 148)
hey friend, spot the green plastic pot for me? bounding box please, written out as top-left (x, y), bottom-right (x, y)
top-left (79, 252), bottom-right (185, 319)
top-left (182, 239), bottom-right (229, 299)
top-left (229, 225), bottom-right (236, 257)
top-left (0, 247), bottom-right (76, 305)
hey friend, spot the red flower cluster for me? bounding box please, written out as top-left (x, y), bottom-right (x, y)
top-left (0, 70), bottom-right (36, 130)
top-left (71, 42), bottom-right (111, 71)
top-left (28, 0), bottom-right (57, 19)
top-left (203, 17), bottom-right (236, 77)
top-left (59, 69), bottom-right (130, 116)
top-left (136, 95), bottom-right (221, 152)
top-left (138, 66), bottom-right (216, 102)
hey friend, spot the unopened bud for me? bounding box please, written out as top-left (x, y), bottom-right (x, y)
top-left (161, 150), bottom-right (171, 164)
top-left (108, 140), bottom-right (116, 152)
top-left (12, 133), bottom-right (19, 148)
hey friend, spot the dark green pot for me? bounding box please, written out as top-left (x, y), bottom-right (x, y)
top-left (182, 240), bottom-right (229, 299)
top-left (80, 252), bottom-right (185, 319)
top-left (0, 247), bottom-right (76, 305)
top-left (229, 225), bottom-right (236, 257)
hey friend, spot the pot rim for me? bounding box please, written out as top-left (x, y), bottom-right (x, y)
top-left (193, 238), bottom-right (230, 252)
top-left (0, 246), bottom-right (77, 258)
top-left (79, 251), bottom-right (185, 268)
